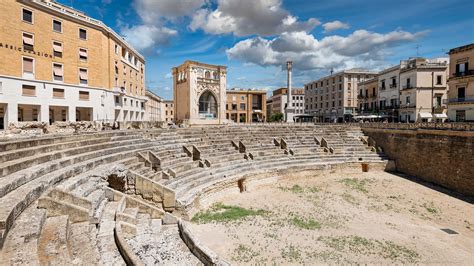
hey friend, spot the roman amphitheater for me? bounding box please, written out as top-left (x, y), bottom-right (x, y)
top-left (0, 124), bottom-right (472, 265)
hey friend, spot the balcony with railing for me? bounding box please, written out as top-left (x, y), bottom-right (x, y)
top-left (402, 84), bottom-right (414, 90)
top-left (451, 70), bottom-right (474, 79)
top-left (379, 104), bottom-right (400, 110)
top-left (443, 97), bottom-right (474, 104)
top-left (389, 83), bottom-right (398, 88)
top-left (400, 102), bottom-right (416, 109)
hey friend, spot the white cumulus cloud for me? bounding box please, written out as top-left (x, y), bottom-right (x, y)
top-left (120, 24), bottom-right (178, 53)
top-left (190, 0), bottom-right (320, 36)
top-left (322, 20), bottom-right (350, 33)
top-left (227, 30), bottom-right (424, 71)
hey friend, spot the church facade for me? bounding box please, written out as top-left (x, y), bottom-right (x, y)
top-left (173, 61), bottom-right (227, 125)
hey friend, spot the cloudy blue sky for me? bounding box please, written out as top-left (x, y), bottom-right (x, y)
top-left (59, 0), bottom-right (473, 99)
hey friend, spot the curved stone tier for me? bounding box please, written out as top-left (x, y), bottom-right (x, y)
top-left (0, 125), bottom-right (388, 265)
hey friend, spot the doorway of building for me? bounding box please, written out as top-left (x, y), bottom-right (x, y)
top-left (0, 104), bottom-right (5, 130)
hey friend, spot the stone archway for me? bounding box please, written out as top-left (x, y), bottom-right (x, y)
top-left (198, 90), bottom-right (218, 119)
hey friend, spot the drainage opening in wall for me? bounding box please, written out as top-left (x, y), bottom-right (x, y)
top-left (107, 174), bottom-right (126, 192)
top-left (238, 179), bottom-right (246, 193)
top-left (361, 163), bottom-right (369, 172)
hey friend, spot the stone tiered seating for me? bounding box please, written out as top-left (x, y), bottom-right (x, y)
top-left (0, 124), bottom-right (389, 264)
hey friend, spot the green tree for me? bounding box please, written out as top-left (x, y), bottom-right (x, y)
top-left (269, 112), bottom-right (284, 122)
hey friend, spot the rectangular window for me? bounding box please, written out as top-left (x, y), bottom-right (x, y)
top-left (406, 96), bottom-right (411, 104)
top-left (53, 88), bottom-right (65, 98)
top-left (79, 48), bottom-right (88, 61)
top-left (240, 103), bottom-right (246, 110)
top-left (436, 75), bottom-right (442, 85)
top-left (22, 57), bottom-right (34, 76)
top-left (53, 63), bottom-right (63, 82)
top-left (456, 110), bottom-right (466, 122)
top-left (53, 19), bottom-right (62, 33)
top-left (458, 87), bottom-right (465, 99)
top-left (22, 9), bottom-right (33, 23)
top-left (22, 84), bottom-right (36, 96)
top-left (115, 44), bottom-right (119, 54)
top-left (79, 28), bottom-right (87, 40)
top-left (79, 68), bottom-right (88, 85)
top-left (79, 91), bottom-right (90, 101)
top-left (22, 32), bottom-right (34, 51)
top-left (52, 41), bottom-right (63, 57)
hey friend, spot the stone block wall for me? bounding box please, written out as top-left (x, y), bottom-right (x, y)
top-left (363, 127), bottom-right (474, 197)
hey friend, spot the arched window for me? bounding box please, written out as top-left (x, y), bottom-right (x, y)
top-left (213, 72), bottom-right (218, 80)
top-left (198, 91), bottom-right (218, 119)
top-left (205, 71), bottom-right (211, 79)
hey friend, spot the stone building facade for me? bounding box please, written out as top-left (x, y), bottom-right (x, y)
top-left (172, 61), bottom-right (227, 125)
top-left (163, 100), bottom-right (174, 123)
top-left (399, 58), bottom-right (449, 122)
top-left (226, 89), bottom-right (267, 123)
top-left (357, 78), bottom-right (379, 115)
top-left (305, 69), bottom-right (377, 122)
top-left (267, 88), bottom-right (303, 120)
top-left (446, 43), bottom-right (474, 122)
top-left (0, 0), bottom-right (146, 130)
top-left (145, 91), bottom-right (163, 122)
top-left (376, 65), bottom-right (400, 121)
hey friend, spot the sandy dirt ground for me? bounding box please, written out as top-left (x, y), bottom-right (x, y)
top-left (189, 170), bottom-right (474, 264)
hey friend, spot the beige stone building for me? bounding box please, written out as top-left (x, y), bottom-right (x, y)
top-left (447, 43), bottom-right (474, 122)
top-left (0, 0), bottom-right (146, 129)
top-left (163, 100), bottom-right (174, 123)
top-left (399, 58), bottom-right (449, 122)
top-left (267, 88), bottom-right (304, 120)
top-left (145, 91), bottom-right (163, 122)
top-left (305, 69), bottom-right (377, 122)
top-left (377, 65), bottom-right (401, 121)
top-left (226, 89), bottom-right (267, 123)
top-left (357, 78), bottom-right (379, 115)
top-left (172, 61), bottom-right (227, 125)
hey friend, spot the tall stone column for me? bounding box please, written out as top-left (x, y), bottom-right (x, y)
top-left (287, 61), bottom-right (293, 108)
top-left (285, 61), bottom-right (295, 123)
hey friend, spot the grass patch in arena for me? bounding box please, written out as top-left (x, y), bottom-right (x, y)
top-left (318, 235), bottom-right (420, 263)
top-left (339, 178), bottom-right (372, 193)
top-left (281, 245), bottom-right (302, 262)
top-left (291, 216), bottom-right (321, 230)
top-left (191, 203), bottom-right (267, 223)
top-left (231, 244), bottom-right (260, 263)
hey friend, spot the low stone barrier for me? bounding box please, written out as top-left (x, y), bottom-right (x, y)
top-left (178, 219), bottom-right (230, 266)
top-left (352, 122), bottom-right (474, 131)
top-left (363, 127), bottom-right (474, 196)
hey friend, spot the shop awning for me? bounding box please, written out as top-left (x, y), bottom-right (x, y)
top-left (434, 113), bottom-right (448, 118)
top-left (419, 112), bottom-right (433, 118)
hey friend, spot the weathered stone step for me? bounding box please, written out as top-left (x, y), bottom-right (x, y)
top-left (69, 222), bottom-right (100, 264)
top-left (0, 136), bottom-right (112, 164)
top-left (0, 206), bottom-right (46, 261)
top-left (38, 215), bottom-right (72, 265)
top-left (97, 201), bottom-right (126, 266)
top-left (0, 137), bottom-right (145, 178)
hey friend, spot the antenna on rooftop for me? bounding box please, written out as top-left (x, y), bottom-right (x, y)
top-left (416, 44), bottom-right (421, 57)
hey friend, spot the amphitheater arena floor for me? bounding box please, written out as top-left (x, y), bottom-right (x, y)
top-left (189, 169), bottom-right (474, 264)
